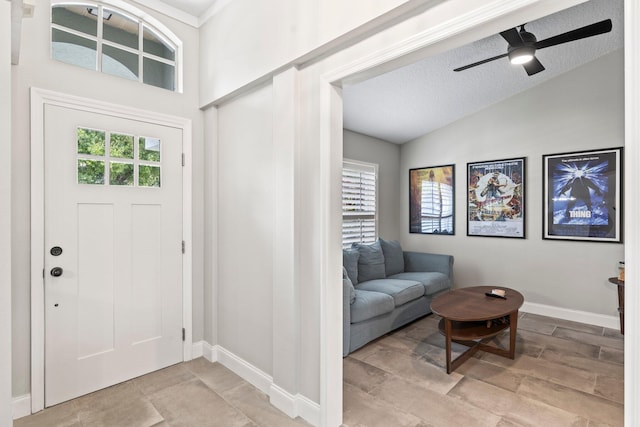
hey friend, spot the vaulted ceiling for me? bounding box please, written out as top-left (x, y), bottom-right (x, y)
top-left (342, 0), bottom-right (623, 144)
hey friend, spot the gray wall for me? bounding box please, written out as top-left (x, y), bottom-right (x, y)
top-left (217, 83), bottom-right (274, 374)
top-left (11, 0), bottom-right (204, 398)
top-left (400, 50), bottom-right (624, 315)
top-left (343, 130), bottom-right (401, 241)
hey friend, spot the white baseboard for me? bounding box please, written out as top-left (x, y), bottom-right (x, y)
top-left (191, 341), bottom-right (204, 359)
top-left (199, 343), bottom-right (320, 427)
top-left (12, 394), bottom-right (31, 420)
top-left (521, 301), bottom-right (620, 330)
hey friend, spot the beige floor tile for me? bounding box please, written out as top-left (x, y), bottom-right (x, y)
top-left (540, 349), bottom-right (624, 378)
top-left (375, 333), bottom-right (435, 357)
top-left (599, 346), bottom-right (624, 365)
top-left (133, 363), bottom-right (196, 396)
top-left (514, 329), bottom-right (601, 359)
top-left (516, 376), bottom-right (623, 426)
top-left (343, 356), bottom-right (390, 393)
top-left (553, 327), bottom-right (624, 350)
top-left (517, 315), bottom-right (557, 335)
top-left (150, 378), bottom-right (255, 427)
top-left (14, 401), bottom-right (81, 427)
top-left (73, 381), bottom-right (146, 416)
top-left (491, 331), bottom-right (544, 358)
top-left (343, 382), bottom-right (423, 427)
top-left (370, 375), bottom-right (501, 427)
top-left (594, 375), bottom-right (624, 404)
top-left (603, 327), bottom-right (624, 339)
top-left (478, 353), bottom-right (597, 393)
top-left (360, 346), bottom-right (463, 394)
top-left (80, 398), bottom-right (164, 427)
top-left (221, 382), bottom-right (311, 426)
top-left (522, 313), bottom-right (605, 335)
top-left (185, 358), bottom-right (246, 394)
top-left (454, 357), bottom-right (525, 392)
top-left (450, 377), bottom-right (589, 427)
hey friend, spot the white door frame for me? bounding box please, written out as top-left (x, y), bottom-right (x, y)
top-left (30, 87), bottom-right (193, 413)
top-left (318, 0), bottom-right (639, 426)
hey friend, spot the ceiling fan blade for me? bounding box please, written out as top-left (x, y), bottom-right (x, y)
top-left (535, 19), bottom-right (612, 50)
top-left (500, 28), bottom-right (523, 46)
top-left (523, 57), bottom-right (545, 76)
top-left (453, 53), bottom-right (509, 72)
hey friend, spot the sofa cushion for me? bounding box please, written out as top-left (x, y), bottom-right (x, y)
top-left (353, 241), bottom-right (386, 282)
top-left (379, 238), bottom-right (404, 276)
top-left (350, 290), bottom-right (395, 323)
top-left (388, 272), bottom-right (450, 296)
top-left (343, 248), bottom-right (360, 285)
top-left (342, 267), bottom-right (356, 304)
top-left (356, 279), bottom-right (424, 307)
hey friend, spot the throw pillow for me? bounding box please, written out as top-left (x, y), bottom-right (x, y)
top-left (353, 240), bottom-right (386, 282)
top-left (380, 238), bottom-right (404, 276)
top-left (342, 267), bottom-right (356, 304)
top-left (343, 248), bottom-right (359, 285)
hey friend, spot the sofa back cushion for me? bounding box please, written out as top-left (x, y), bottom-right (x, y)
top-left (380, 238), bottom-right (404, 276)
top-left (353, 241), bottom-right (386, 282)
top-left (343, 248), bottom-right (360, 285)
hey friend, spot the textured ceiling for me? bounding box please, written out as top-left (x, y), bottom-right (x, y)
top-left (343, 0), bottom-right (624, 144)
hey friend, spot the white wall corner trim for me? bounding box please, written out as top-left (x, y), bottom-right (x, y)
top-left (12, 394), bottom-right (31, 420)
top-left (521, 302), bottom-right (619, 330)
top-left (29, 88), bottom-right (194, 413)
top-left (207, 344), bottom-right (320, 427)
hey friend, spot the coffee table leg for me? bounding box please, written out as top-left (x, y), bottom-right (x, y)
top-left (444, 318), bottom-right (452, 374)
top-left (508, 310), bottom-right (518, 359)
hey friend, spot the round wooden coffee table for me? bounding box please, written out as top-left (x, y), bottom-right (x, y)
top-left (431, 286), bottom-right (524, 374)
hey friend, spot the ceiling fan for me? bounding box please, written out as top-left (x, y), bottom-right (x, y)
top-left (453, 19), bottom-right (612, 76)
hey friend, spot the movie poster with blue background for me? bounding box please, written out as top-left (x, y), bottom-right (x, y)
top-left (544, 148), bottom-right (622, 242)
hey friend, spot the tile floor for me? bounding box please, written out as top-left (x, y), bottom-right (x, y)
top-left (342, 312), bottom-right (624, 427)
top-left (15, 312), bottom-right (624, 427)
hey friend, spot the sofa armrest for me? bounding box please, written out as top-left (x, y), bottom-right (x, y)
top-left (403, 251), bottom-right (454, 279)
top-left (343, 277), bottom-right (352, 357)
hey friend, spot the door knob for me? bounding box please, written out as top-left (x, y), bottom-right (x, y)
top-left (50, 267), bottom-right (63, 277)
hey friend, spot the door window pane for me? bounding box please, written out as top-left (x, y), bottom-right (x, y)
top-left (139, 137), bottom-right (160, 162)
top-left (110, 162), bottom-right (134, 186)
top-left (52, 29), bottom-right (97, 71)
top-left (103, 9), bottom-right (138, 49)
top-left (109, 133), bottom-right (134, 159)
top-left (139, 165), bottom-right (161, 187)
top-left (143, 58), bottom-right (175, 91)
top-left (78, 159), bottom-right (105, 184)
top-left (77, 128), bottom-right (105, 155)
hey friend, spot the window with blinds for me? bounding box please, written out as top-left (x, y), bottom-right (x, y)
top-left (342, 160), bottom-right (377, 248)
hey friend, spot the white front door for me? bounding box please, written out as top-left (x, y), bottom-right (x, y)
top-left (43, 104), bottom-right (184, 407)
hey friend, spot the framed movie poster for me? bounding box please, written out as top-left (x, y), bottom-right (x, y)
top-left (467, 157), bottom-right (525, 238)
top-left (543, 147), bottom-right (622, 242)
top-left (409, 164), bottom-right (455, 235)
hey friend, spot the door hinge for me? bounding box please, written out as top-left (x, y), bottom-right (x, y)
top-left (182, 328), bottom-right (185, 341)
top-left (182, 240), bottom-right (185, 254)
top-left (182, 153), bottom-right (185, 166)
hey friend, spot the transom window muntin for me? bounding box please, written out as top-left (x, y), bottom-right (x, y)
top-left (51, 2), bottom-right (179, 91)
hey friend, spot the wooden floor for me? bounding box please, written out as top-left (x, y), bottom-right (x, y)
top-left (343, 312), bottom-right (624, 427)
top-left (15, 312), bottom-right (623, 426)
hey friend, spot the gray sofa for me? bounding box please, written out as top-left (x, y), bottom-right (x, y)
top-left (343, 239), bottom-right (453, 356)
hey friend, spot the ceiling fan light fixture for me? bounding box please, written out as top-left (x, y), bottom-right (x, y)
top-left (508, 46), bottom-right (535, 65)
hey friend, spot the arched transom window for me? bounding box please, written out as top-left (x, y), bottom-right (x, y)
top-left (51, 1), bottom-right (182, 92)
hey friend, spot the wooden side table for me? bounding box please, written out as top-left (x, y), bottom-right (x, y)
top-left (608, 277), bottom-right (624, 335)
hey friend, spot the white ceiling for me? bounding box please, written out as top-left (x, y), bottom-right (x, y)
top-left (342, 0), bottom-right (624, 144)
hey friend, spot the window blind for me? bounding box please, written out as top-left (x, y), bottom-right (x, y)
top-left (342, 160), bottom-right (377, 248)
